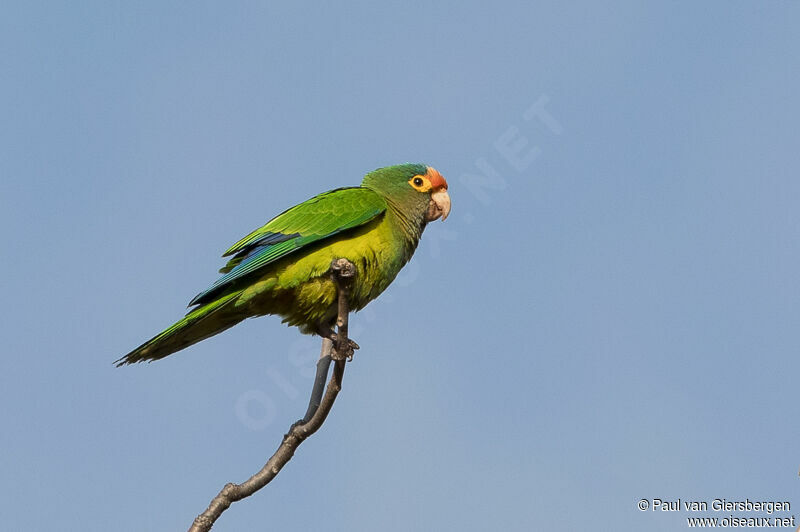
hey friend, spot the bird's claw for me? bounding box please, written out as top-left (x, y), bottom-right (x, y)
top-left (329, 333), bottom-right (359, 361)
top-left (330, 258), bottom-right (356, 279)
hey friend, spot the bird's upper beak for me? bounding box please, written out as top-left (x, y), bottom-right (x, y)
top-left (425, 167), bottom-right (451, 222)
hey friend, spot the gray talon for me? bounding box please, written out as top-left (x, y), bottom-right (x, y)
top-left (330, 338), bottom-right (359, 361)
top-left (330, 258), bottom-right (356, 278)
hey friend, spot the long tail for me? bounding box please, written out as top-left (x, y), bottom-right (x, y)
top-left (116, 291), bottom-right (245, 366)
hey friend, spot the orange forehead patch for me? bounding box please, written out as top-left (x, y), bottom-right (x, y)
top-left (425, 167), bottom-right (448, 190)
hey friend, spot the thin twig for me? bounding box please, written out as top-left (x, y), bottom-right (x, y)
top-left (187, 258), bottom-right (356, 532)
top-left (301, 338), bottom-right (333, 424)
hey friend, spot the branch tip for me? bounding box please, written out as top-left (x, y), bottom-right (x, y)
top-left (187, 258), bottom-right (357, 532)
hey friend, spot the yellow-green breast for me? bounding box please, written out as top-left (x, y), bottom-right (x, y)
top-left (235, 210), bottom-right (417, 333)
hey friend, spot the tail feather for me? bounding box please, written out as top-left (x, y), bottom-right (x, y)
top-left (116, 292), bottom-right (244, 366)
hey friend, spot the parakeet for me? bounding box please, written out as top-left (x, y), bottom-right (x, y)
top-left (116, 163), bottom-right (450, 366)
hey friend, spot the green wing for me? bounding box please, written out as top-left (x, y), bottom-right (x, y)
top-left (189, 187), bottom-right (386, 306)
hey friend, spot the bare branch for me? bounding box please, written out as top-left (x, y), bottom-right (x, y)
top-left (300, 337), bottom-right (333, 424)
top-left (187, 258), bottom-right (357, 532)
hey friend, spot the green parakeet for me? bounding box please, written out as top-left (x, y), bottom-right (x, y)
top-left (117, 163), bottom-right (450, 366)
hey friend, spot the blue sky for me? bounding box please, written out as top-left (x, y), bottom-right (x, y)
top-left (2, 2), bottom-right (799, 531)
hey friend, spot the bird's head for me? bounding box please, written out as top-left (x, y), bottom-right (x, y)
top-left (361, 163), bottom-right (451, 223)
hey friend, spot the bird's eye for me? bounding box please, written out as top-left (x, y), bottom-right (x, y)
top-left (413, 177), bottom-right (424, 186)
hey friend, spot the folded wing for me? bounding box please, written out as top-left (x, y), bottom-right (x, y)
top-left (188, 187), bottom-right (386, 306)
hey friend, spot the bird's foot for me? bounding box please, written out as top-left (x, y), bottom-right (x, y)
top-left (317, 327), bottom-right (360, 361)
top-left (330, 332), bottom-right (359, 361)
top-left (330, 257), bottom-right (357, 279)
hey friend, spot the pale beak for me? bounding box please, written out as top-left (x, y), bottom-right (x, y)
top-left (426, 188), bottom-right (451, 222)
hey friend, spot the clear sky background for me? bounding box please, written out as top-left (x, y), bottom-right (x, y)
top-left (2, 2), bottom-right (799, 531)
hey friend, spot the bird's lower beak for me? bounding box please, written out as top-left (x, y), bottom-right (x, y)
top-left (426, 188), bottom-right (451, 222)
